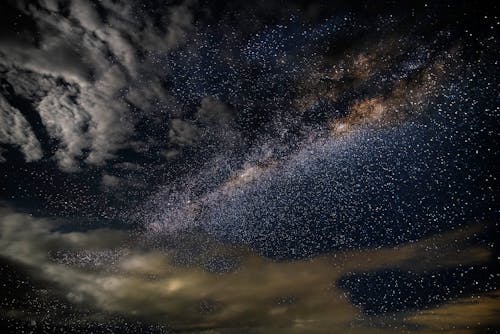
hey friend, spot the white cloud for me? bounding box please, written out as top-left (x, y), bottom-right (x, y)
top-left (0, 0), bottom-right (196, 171)
top-left (38, 86), bottom-right (91, 171)
top-left (0, 94), bottom-right (43, 162)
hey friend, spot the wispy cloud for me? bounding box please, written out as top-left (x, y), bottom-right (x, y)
top-left (0, 207), bottom-right (495, 333)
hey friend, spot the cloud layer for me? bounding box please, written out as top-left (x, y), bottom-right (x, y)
top-left (0, 0), bottom-right (194, 170)
top-left (0, 207), bottom-right (497, 333)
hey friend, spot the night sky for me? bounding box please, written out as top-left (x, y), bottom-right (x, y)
top-left (0, 1), bottom-right (499, 333)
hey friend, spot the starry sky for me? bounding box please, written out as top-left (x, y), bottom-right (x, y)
top-left (0, 0), bottom-right (499, 333)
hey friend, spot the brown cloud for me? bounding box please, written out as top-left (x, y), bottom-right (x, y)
top-left (0, 208), bottom-right (495, 333)
top-left (407, 291), bottom-right (500, 333)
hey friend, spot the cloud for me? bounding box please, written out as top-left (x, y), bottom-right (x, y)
top-left (37, 86), bottom-right (91, 171)
top-left (0, 0), bottom-right (196, 171)
top-left (0, 207), bottom-right (495, 333)
top-left (167, 97), bottom-right (242, 157)
top-left (169, 118), bottom-right (200, 146)
top-left (69, 0), bottom-right (104, 32)
top-left (168, 96), bottom-right (236, 148)
top-left (165, 0), bottom-right (196, 49)
top-left (407, 291), bottom-right (500, 333)
top-left (196, 96), bottom-right (234, 125)
top-left (102, 174), bottom-right (121, 188)
top-left (0, 94), bottom-right (43, 162)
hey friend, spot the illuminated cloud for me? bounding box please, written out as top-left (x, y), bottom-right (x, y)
top-left (0, 207), bottom-right (495, 333)
top-left (407, 291), bottom-right (500, 333)
top-left (0, 94), bottom-right (43, 162)
top-left (0, 0), bottom-right (195, 171)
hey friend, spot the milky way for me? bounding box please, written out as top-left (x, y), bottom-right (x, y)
top-left (0, 1), bottom-right (498, 333)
